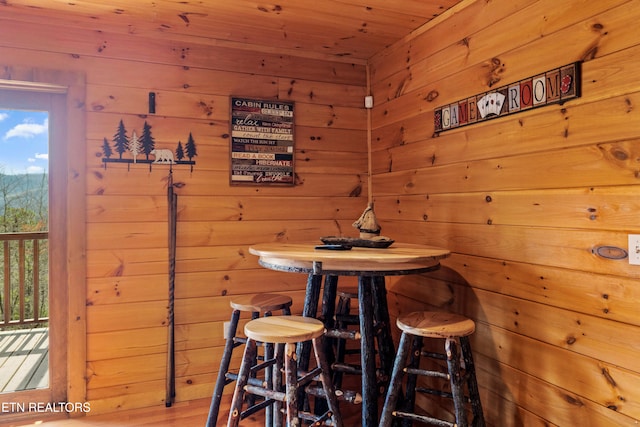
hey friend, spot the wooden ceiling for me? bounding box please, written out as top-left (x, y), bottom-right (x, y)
top-left (4, 0), bottom-right (463, 63)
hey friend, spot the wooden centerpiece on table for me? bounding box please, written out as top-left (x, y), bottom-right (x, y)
top-left (321, 203), bottom-right (394, 248)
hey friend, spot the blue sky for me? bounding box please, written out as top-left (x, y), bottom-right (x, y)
top-left (0, 109), bottom-right (49, 174)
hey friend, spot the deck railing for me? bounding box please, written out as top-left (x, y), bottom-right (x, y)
top-left (0, 231), bottom-right (49, 328)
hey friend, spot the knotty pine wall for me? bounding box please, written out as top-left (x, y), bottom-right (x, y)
top-left (0, 14), bottom-right (368, 416)
top-left (369, 0), bottom-right (640, 426)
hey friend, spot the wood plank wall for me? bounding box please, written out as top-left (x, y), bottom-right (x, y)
top-left (0, 14), bottom-right (368, 416)
top-left (368, 0), bottom-right (640, 426)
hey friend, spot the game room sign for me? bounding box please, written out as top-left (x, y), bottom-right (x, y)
top-left (434, 62), bottom-right (581, 133)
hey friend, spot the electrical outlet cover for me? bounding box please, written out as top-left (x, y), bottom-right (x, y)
top-left (629, 234), bottom-right (640, 265)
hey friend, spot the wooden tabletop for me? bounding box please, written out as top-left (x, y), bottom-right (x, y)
top-left (249, 242), bottom-right (450, 274)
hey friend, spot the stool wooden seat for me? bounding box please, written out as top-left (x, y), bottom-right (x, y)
top-left (230, 294), bottom-right (294, 314)
top-left (206, 293), bottom-right (292, 427)
top-left (228, 315), bottom-right (343, 427)
top-left (398, 311), bottom-right (476, 338)
top-left (244, 314), bottom-right (324, 343)
top-left (380, 311), bottom-right (485, 427)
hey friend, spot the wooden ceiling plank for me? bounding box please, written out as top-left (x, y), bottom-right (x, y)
top-left (20, 0), bottom-right (418, 39)
top-left (2, 1), bottom-right (371, 62)
top-left (331, 0), bottom-right (461, 19)
top-left (3, 1), bottom-right (369, 59)
top-left (0, 17), bottom-right (366, 84)
top-left (2, 0), bottom-right (463, 61)
top-left (149, 0), bottom-right (423, 42)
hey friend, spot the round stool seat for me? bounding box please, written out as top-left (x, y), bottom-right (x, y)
top-left (230, 293), bottom-right (292, 313)
top-left (244, 315), bottom-right (325, 343)
top-left (397, 311), bottom-right (475, 338)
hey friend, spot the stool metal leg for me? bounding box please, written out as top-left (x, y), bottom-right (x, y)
top-left (207, 309), bottom-right (241, 427)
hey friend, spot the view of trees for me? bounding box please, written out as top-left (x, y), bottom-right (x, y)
top-left (0, 170), bottom-right (49, 329)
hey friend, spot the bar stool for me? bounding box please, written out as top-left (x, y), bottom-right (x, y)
top-left (206, 293), bottom-right (293, 427)
top-left (380, 311), bottom-right (485, 427)
top-left (228, 315), bottom-right (343, 427)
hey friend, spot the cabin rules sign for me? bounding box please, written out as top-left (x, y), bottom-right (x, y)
top-left (230, 97), bottom-right (295, 185)
top-left (434, 62), bottom-right (581, 133)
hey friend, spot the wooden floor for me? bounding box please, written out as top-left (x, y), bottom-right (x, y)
top-left (0, 327), bottom-right (48, 393)
top-left (6, 397), bottom-right (362, 427)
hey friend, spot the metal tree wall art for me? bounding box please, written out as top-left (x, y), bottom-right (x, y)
top-left (101, 119), bottom-right (197, 171)
top-left (99, 119), bottom-right (195, 407)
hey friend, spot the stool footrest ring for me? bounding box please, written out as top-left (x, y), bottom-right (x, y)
top-left (297, 366), bottom-right (322, 388)
top-left (331, 362), bottom-right (362, 375)
top-left (325, 328), bottom-right (361, 340)
top-left (404, 366), bottom-right (450, 380)
top-left (240, 397), bottom-right (278, 419)
top-left (225, 373), bottom-right (266, 388)
top-left (393, 410), bottom-right (455, 427)
top-left (416, 387), bottom-right (454, 399)
top-left (299, 411), bottom-right (335, 426)
top-left (243, 384), bottom-right (285, 402)
top-left (421, 350), bottom-right (447, 360)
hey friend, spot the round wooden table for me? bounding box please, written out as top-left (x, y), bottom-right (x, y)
top-left (249, 242), bottom-right (450, 426)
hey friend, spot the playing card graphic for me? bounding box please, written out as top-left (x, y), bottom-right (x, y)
top-left (477, 94), bottom-right (487, 118)
top-left (485, 93), bottom-right (496, 116)
top-left (490, 92), bottom-right (505, 116)
top-left (478, 92), bottom-right (506, 118)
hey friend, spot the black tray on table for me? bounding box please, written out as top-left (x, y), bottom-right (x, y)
top-left (320, 236), bottom-right (394, 248)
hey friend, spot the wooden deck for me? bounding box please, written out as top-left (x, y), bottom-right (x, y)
top-left (0, 327), bottom-right (49, 393)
